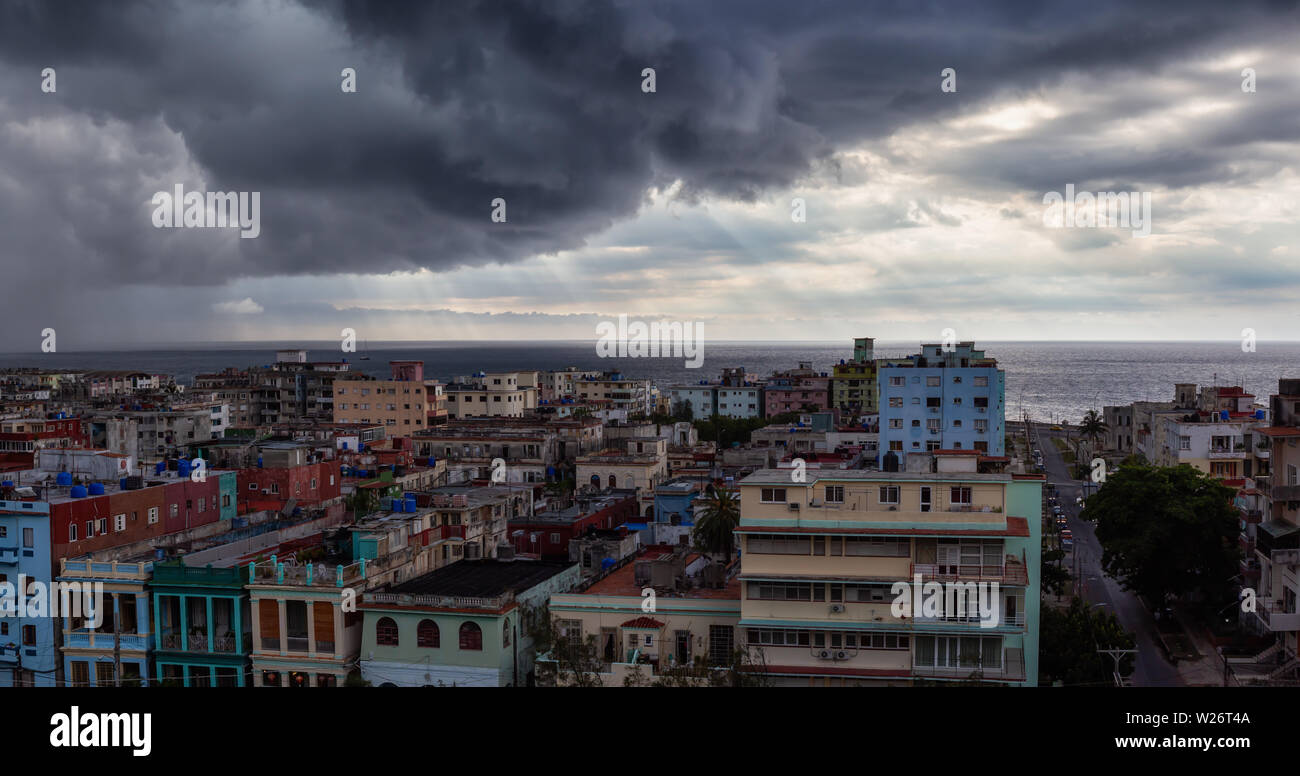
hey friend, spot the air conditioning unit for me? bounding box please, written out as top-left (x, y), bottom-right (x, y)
top-left (835, 650), bottom-right (849, 660)
top-left (830, 604), bottom-right (845, 613)
top-left (815, 649), bottom-right (832, 660)
top-left (787, 502), bottom-right (800, 511)
top-left (809, 498), bottom-right (821, 507)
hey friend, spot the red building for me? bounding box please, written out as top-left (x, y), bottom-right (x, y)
top-left (238, 459), bottom-right (342, 514)
top-left (509, 491), bottom-right (637, 560)
top-left (45, 473), bottom-right (234, 574)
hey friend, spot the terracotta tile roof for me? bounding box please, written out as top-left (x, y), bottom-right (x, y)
top-left (620, 617), bottom-right (665, 629)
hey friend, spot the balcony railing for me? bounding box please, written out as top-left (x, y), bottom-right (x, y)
top-left (1252, 599), bottom-right (1300, 632)
top-left (911, 557), bottom-right (1028, 587)
top-left (1272, 484), bottom-right (1300, 502)
top-left (913, 648), bottom-right (1025, 682)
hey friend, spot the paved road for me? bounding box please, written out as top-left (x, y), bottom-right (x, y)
top-left (1029, 425), bottom-right (1184, 687)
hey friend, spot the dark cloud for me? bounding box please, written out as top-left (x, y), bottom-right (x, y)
top-left (0, 0), bottom-right (1297, 341)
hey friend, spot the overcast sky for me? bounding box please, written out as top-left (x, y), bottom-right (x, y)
top-left (2, 0), bottom-right (1298, 349)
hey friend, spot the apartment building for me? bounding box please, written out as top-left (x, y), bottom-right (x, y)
top-left (150, 560), bottom-right (252, 686)
top-left (0, 496), bottom-right (55, 686)
top-left (333, 361), bottom-right (432, 432)
top-left (877, 342), bottom-right (1005, 468)
top-left (667, 366), bottom-right (763, 420)
top-left (832, 337), bottom-right (879, 420)
top-left (542, 546), bottom-right (742, 685)
top-left (1236, 378), bottom-right (1300, 680)
top-left (359, 558), bottom-right (580, 686)
top-left (413, 424), bottom-right (559, 485)
top-left (577, 438), bottom-right (669, 518)
top-left (575, 372), bottom-right (653, 419)
top-left (540, 368), bottom-right (604, 402)
top-left (508, 489), bottom-right (638, 560)
top-left (444, 372), bottom-right (538, 419)
top-left (89, 407), bottom-right (217, 468)
top-left (735, 465), bottom-right (1040, 686)
top-left (764, 362), bottom-right (831, 417)
top-left (57, 557), bottom-right (153, 686)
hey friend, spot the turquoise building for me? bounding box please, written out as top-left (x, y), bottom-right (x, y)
top-left (151, 561), bottom-right (252, 686)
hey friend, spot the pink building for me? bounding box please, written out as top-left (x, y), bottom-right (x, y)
top-left (763, 362), bottom-right (831, 417)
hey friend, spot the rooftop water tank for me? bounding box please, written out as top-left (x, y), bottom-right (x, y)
top-left (155, 462), bottom-right (166, 475)
top-left (257, 456), bottom-right (264, 468)
top-left (70, 485), bottom-right (88, 499)
top-left (1, 480), bottom-right (13, 488)
top-left (178, 460), bottom-right (191, 478)
top-left (1255, 409), bottom-right (1265, 419)
top-left (341, 441), bottom-right (348, 450)
top-left (56, 471), bottom-right (73, 487)
top-left (1220, 410), bottom-right (1230, 420)
top-left (427, 456), bottom-right (436, 466)
top-left (88, 482), bottom-right (106, 496)
top-left (120, 478), bottom-right (129, 490)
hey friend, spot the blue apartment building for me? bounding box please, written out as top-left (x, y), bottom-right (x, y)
top-left (877, 342), bottom-right (1006, 468)
top-left (0, 496), bottom-right (56, 686)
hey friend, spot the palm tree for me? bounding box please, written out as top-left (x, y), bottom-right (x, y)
top-left (691, 486), bottom-right (741, 561)
top-left (1079, 409), bottom-right (1108, 454)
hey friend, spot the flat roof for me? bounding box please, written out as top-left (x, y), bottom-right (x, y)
top-left (739, 468), bottom-right (1012, 485)
top-left (388, 559), bottom-right (575, 597)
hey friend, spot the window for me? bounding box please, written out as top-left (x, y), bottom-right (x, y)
top-left (825, 485), bottom-right (844, 503)
top-left (746, 534), bottom-right (812, 554)
top-left (68, 522), bottom-right (78, 541)
top-left (417, 620), bottom-right (440, 648)
top-left (148, 507), bottom-right (159, 524)
top-left (747, 629), bottom-right (810, 647)
top-left (22, 527), bottom-right (34, 548)
top-left (249, 483), bottom-right (258, 490)
top-left (760, 488), bottom-right (787, 503)
top-left (926, 376), bottom-right (940, 387)
top-left (169, 504), bottom-right (179, 518)
top-left (889, 419), bottom-right (902, 429)
top-left (889, 397), bottom-right (903, 408)
top-left (951, 487), bottom-right (972, 505)
top-left (889, 377), bottom-right (905, 387)
top-left (114, 514), bottom-right (126, 532)
top-left (85, 521), bottom-right (95, 539)
top-left (748, 582), bottom-right (814, 601)
top-left (879, 486), bottom-right (899, 505)
top-left (459, 622), bottom-right (483, 650)
top-left (197, 498), bottom-right (205, 513)
top-left (974, 376), bottom-right (988, 387)
top-left (376, 617), bottom-right (399, 646)
top-left (22, 624), bottom-right (36, 646)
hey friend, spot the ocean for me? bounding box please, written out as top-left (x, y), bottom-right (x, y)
top-left (3, 340), bottom-right (1297, 425)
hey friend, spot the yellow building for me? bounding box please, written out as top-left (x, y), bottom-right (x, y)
top-left (736, 466), bottom-right (1041, 686)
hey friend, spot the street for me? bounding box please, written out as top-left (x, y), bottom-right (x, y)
top-left (1029, 425), bottom-right (1184, 687)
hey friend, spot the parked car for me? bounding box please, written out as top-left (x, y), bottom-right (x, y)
top-left (1062, 538), bottom-right (1074, 550)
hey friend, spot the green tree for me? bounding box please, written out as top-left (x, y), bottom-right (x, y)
top-left (1080, 409), bottom-right (1108, 452)
top-left (1041, 545), bottom-right (1070, 596)
top-left (691, 486), bottom-right (741, 561)
top-left (1087, 463), bottom-right (1239, 607)
top-left (1040, 596), bottom-right (1135, 685)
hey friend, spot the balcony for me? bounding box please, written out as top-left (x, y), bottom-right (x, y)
top-left (1252, 599), bottom-right (1300, 632)
top-left (911, 556), bottom-right (1029, 587)
top-left (1239, 534), bottom-right (1255, 554)
top-left (1271, 484), bottom-right (1300, 502)
top-left (1240, 508), bottom-right (1263, 525)
top-left (913, 648), bottom-right (1025, 682)
top-left (1209, 449), bottom-right (1247, 460)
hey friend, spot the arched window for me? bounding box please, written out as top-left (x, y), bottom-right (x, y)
top-left (502, 618), bottom-right (511, 647)
top-left (376, 617), bottom-right (399, 646)
top-left (417, 619), bottom-right (440, 648)
top-left (608, 474), bottom-right (617, 488)
top-left (459, 622), bottom-right (483, 651)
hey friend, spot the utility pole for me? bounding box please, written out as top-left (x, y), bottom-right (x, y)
top-left (1097, 647), bottom-right (1137, 687)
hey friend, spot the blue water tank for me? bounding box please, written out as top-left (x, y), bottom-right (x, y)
top-left (56, 471), bottom-right (73, 487)
top-left (1, 480), bottom-right (13, 488)
top-left (155, 462), bottom-right (166, 476)
top-left (1220, 410), bottom-right (1230, 420)
top-left (547, 466), bottom-right (556, 477)
top-left (257, 456), bottom-right (264, 468)
top-left (70, 485), bottom-right (88, 499)
top-left (120, 478), bottom-right (128, 490)
top-left (427, 456), bottom-right (436, 466)
top-left (154, 548), bottom-right (165, 561)
top-left (178, 459), bottom-right (191, 478)
top-left (341, 441), bottom-right (348, 450)
top-left (1256, 409), bottom-right (1265, 419)
top-left (88, 482), bottom-right (106, 496)
top-left (405, 497), bottom-right (417, 512)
